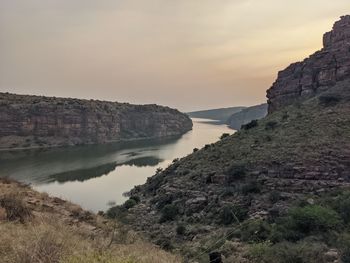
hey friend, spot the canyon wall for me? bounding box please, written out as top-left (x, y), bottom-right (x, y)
top-left (0, 93), bottom-right (192, 150)
top-left (267, 15), bottom-right (350, 113)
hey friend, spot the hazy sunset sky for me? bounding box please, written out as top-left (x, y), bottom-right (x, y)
top-left (0, 1), bottom-right (349, 111)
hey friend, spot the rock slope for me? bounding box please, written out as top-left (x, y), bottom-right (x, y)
top-left (267, 15), bottom-right (350, 113)
top-left (0, 93), bottom-right (192, 150)
top-left (122, 16), bottom-right (350, 261)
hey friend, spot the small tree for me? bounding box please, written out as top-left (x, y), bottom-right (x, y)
top-left (220, 133), bottom-right (230, 140)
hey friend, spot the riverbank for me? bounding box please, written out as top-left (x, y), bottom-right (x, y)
top-left (0, 178), bottom-right (181, 263)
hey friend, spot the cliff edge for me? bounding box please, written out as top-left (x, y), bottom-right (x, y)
top-left (0, 93), bottom-right (193, 150)
top-left (267, 15), bottom-right (350, 113)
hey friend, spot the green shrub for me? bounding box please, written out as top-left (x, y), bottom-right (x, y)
top-left (239, 219), bottom-right (272, 243)
top-left (123, 199), bottom-right (137, 210)
top-left (271, 241), bottom-right (326, 263)
top-left (220, 187), bottom-right (236, 198)
top-left (246, 242), bottom-right (272, 262)
top-left (159, 205), bottom-right (178, 223)
top-left (156, 237), bottom-right (173, 250)
top-left (225, 164), bottom-right (247, 181)
top-left (325, 192), bottom-right (350, 224)
top-left (106, 205), bottom-right (127, 222)
top-left (338, 234), bottom-right (350, 263)
top-left (241, 120), bottom-right (258, 130)
top-left (204, 144), bottom-right (211, 149)
top-left (268, 191), bottom-right (282, 204)
top-left (219, 205), bottom-right (248, 225)
top-left (264, 135), bottom-right (272, 142)
top-left (247, 241), bottom-right (327, 263)
top-left (265, 121), bottom-right (278, 130)
top-left (129, 195), bottom-right (140, 204)
top-left (220, 133), bottom-right (230, 140)
top-left (176, 224), bottom-right (186, 235)
top-left (319, 94), bottom-right (341, 107)
top-left (240, 180), bottom-right (261, 195)
top-left (282, 112), bottom-right (289, 120)
top-left (288, 205), bottom-right (341, 234)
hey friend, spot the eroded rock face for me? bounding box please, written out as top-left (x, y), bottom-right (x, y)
top-left (267, 15), bottom-right (350, 113)
top-left (0, 93), bottom-right (192, 149)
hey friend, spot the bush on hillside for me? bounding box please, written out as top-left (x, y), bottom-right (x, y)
top-left (319, 94), bottom-right (341, 107)
top-left (219, 205), bottom-right (248, 225)
top-left (176, 224), bottom-right (187, 236)
top-left (159, 204), bottom-right (178, 223)
top-left (225, 164), bottom-right (247, 182)
top-left (220, 133), bottom-right (230, 140)
top-left (123, 199), bottom-right (137, 210)
top-left (239, 219), bottom-right (272, 243)
top-left (268, 191), bottom-right (282, 204)
top-left (0, 195), bottom-right (32, 223)
top-left (240, 180), bottom-right (262, 195)
top-left (322, 192), bottom-right (350, 224)
top-left (247, 241), bottom-right (327, 263)
top-left (288, 205), bottom-right (341, 234)
top-left (241, 120), bottom-right (258, 130)
top-left (265, 121), bottom-right (278, 130)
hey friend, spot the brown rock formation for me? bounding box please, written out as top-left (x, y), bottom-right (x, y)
top-left (267, 15), bottom-right (350, 113)
top-left (0, 93), bottom-right (192, 150)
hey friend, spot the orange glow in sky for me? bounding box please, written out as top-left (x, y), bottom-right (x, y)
top-left (0, 1), bottom-right (349, 111)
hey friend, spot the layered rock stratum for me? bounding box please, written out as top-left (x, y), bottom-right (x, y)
top-left (267, 15), bottom-right (350, 113)
top-left (0, 93), bottom-right (192, 150)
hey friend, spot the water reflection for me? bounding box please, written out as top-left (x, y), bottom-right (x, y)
top-left (0, 119), bottom-right (233, 211)
top-left (0, 137), bottom-right (178, 184)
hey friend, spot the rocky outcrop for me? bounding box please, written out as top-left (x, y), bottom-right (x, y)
top-left (0, 93), bottom-right (192, 150)
top-left (267, 15), bottom-right (350, 113)
top-left (226, 103), bottom-right (267, 130)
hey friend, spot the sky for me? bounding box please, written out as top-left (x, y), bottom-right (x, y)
top-left (0, 1), bottom-right (349, 111)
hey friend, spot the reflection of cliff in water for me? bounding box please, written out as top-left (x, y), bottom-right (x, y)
top-left (0, 136), bottom-right (180, 185)
top-left (48, 156), bottom-right (163, 183)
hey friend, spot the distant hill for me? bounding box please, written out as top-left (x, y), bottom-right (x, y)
top-left (187, 106), bottom-right (246, 123)
top-left (226, 103), bottom-right (268, 130)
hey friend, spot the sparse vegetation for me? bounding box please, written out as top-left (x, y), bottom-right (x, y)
top-left (219, 205), bottom-right (248, 225)
top-left (225, 164), bottom-right (247, 181)
top-left (265, 121), bottom-right (278, 130)
top-left (220, 133), bottom-right (230, 140)
top-left (319, 94), bottom-right (341, 107)
top-left (176, 224), bottom-right (187, 235)
top-left (160, 205), bottom-right (178, 223)
top-left (0, 179), bottom-right (181, 263)
top-left (241, 119), bottom-right (258, 130)
top-left (0, 194), bottom-right (32, 223)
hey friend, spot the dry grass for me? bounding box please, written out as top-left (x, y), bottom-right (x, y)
top-left (0, 194), bottom-right (32, 223)
top-left (0, 179), bottom-right (182, 263)
top-left (0, 215), bottom-right (182, 263)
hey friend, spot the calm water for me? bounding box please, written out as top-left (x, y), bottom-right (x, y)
top-left (0, 119), bottom-right (232, 212)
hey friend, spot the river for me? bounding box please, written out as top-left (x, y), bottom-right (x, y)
top-left (0, 119), bottom-right (233, 212)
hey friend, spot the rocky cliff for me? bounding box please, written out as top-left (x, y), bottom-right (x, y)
top-left (0, 93), bottom-right (192, 150)
top-left (267, 15), bottom-right (350, 113)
